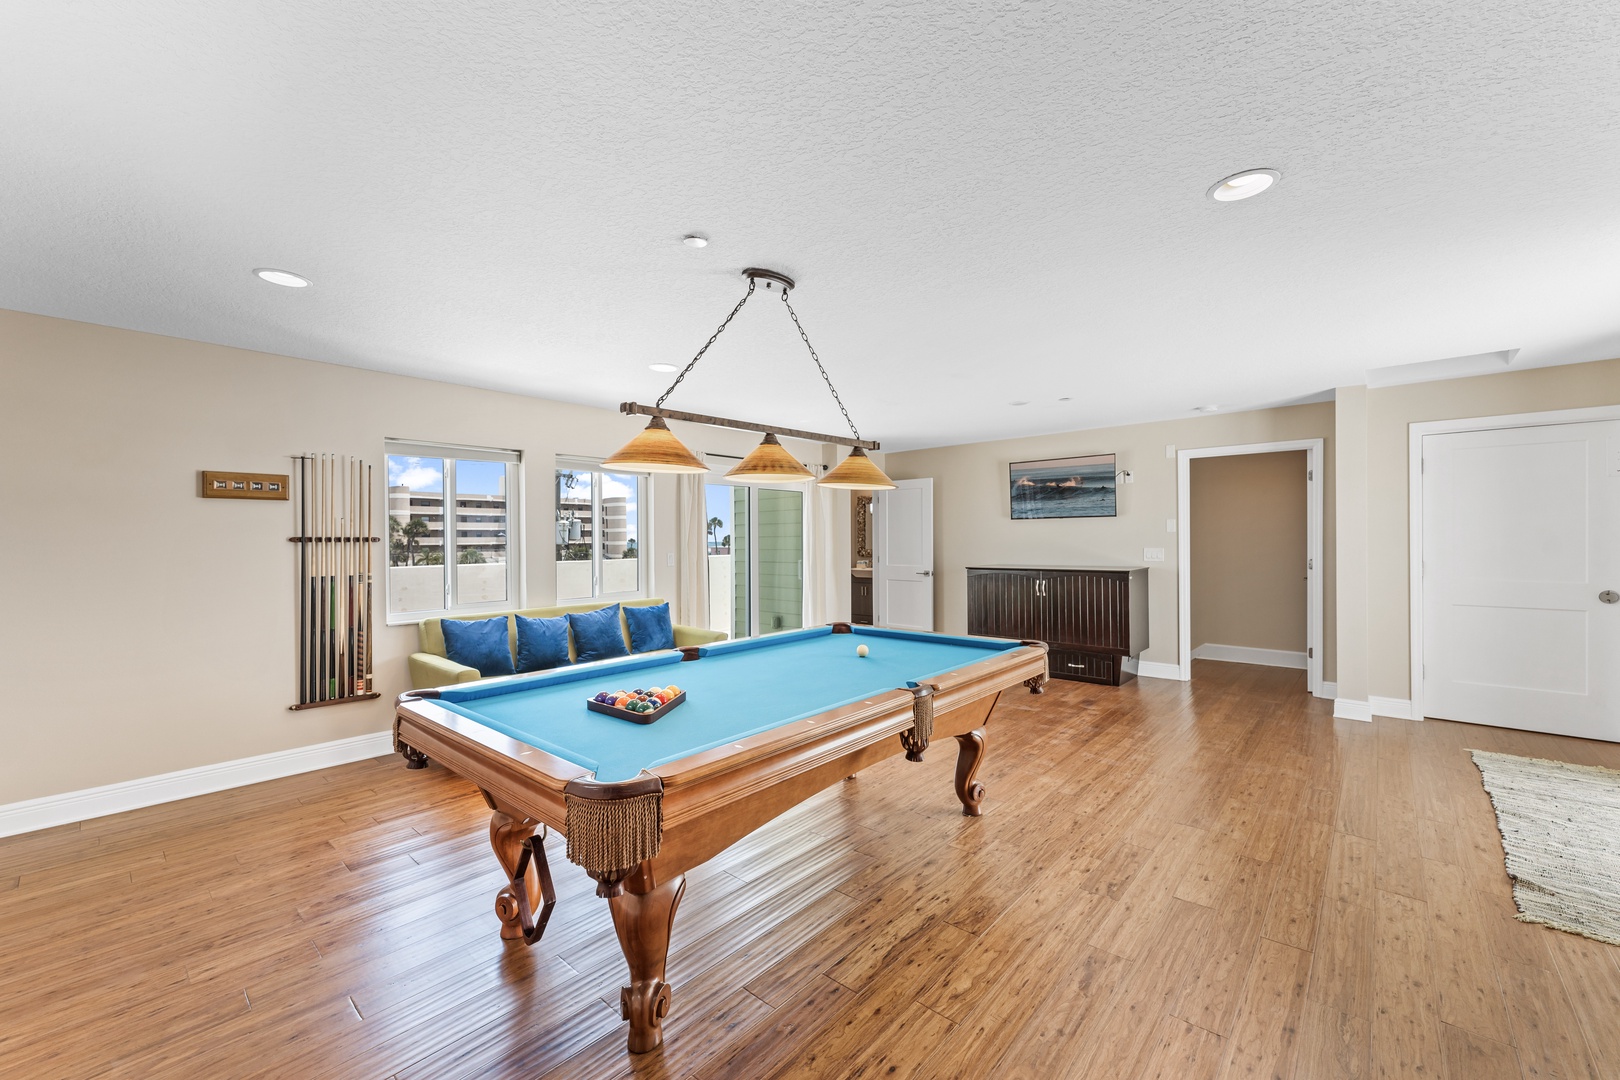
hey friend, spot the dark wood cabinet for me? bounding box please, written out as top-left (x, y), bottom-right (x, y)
top-left (966, 565), bottom-right (1148, 685)
top-left (851, 576), bottom-right (873, 625)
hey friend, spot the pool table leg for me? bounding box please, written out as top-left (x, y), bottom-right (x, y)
top-left (954, 728), bottom-right (987, 816)
top-left (487, 804), bottom-right (545, 941)
top-left (610, 869), bottom-right (686, 1053)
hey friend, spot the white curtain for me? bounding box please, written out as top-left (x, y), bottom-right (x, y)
top-left (803, 480), bottom-right (840, 626)
top-left (674, 473), bottom-right (710, 630)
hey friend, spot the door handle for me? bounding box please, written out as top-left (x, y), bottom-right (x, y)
top-left (1602, 590), bottom-right (1619, 604)
top-left (916, 570), bottom-right (932, 576)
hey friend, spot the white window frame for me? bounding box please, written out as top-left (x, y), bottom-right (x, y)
top-left (385, 439), bottom-right (522, 623)
top-left (555, 457), bottom-right (649, 602)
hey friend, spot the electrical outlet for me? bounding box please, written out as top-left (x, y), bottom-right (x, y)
top-left (1143, 547), bottom-right (1165, 562)
top-left (1120, 470), bottom-right (1133, 484)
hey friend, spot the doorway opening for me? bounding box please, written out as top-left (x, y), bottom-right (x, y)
top-left (1176, 439), bottom-right (1325, 697)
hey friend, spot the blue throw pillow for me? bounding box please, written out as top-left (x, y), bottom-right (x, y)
top-left (440, 616), bottom-right (515, 677)
top-left (625, 602), bottom-right (676, 653)
top-left (515, 614), bottom-right (572, 673)
top-left (567, 604), bottom-right (629, 663)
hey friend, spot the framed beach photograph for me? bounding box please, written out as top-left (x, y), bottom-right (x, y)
top-left (1009, 453), bottom-right (1117, 519)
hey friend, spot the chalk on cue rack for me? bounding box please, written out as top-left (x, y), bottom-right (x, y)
top-left (856, 644), bottom-right (869, 657)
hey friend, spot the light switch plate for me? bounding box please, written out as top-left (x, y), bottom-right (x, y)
top-left (1165, 444), bottom-right (1176, 458)
top-left (1166, 518), bottom-right (1177, 533)
top-left (1144, 547), bottom-right (1165, 562)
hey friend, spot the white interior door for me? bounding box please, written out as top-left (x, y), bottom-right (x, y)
top-left (874, 478), bottom-right (934, 631)
top-left (1422, 420), bottom-right (1620, 739)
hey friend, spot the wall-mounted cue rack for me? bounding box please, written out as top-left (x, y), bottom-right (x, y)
top-left (289, 454), bottom-right (379, 710)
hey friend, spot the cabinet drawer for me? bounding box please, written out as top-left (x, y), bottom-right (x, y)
top-left (1048, 649), bottom-right (1122, 685)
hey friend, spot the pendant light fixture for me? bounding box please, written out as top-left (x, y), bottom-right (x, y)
top-left (602, 268), bottom-right (896, 490)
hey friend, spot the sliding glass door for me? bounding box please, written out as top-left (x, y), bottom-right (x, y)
top-left (704, 479), bottom-right (804, 640)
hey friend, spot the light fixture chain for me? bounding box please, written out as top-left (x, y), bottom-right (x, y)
top-left (654, 278), bottom-right (757, 408)
top-left (780, 289), bottom-right (860, 442)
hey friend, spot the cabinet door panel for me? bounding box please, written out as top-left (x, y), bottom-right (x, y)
top-left (1046, 571), bottom-right (1126, 651)
top-left (968, 571), bottom-right (1043, 639)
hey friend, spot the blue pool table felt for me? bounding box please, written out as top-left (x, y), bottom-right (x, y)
top-left (433, 626), bottom-right (1021, 782)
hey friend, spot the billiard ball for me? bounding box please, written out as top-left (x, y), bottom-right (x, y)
top-left (856, 644), bottom-right (869, 657)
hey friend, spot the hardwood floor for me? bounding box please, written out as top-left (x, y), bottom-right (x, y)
top-left (3, 661), bottom-right (1617, 1078)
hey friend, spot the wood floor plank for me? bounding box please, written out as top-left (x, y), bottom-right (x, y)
top-left (1370, 889), bottom-right (1446, 1080)
top-left (1131, 1014), bottom-right (1227, 1080)
top-left (1541, 929), bottom-right (1620, 1080)
top-left (1499, 958), bottom-right (1601, 1080)
top-left (1438, 1023), bottom-right (1522, 1080)
top-left (1296, 1002), bottom-right (1371, 1080)
top-left (1211, 935), bottom-right (1312, 1080)
top-left (1421, 858), bottom-right (1514, 1045)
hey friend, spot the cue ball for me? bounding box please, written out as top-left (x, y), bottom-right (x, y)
top-left (856, 644), bottom-right (869, 657)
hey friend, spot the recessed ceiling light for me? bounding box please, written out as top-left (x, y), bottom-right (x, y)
top-left (253, 268), bottom-right (311, 288)
top-left (649, 363), bottom-right (679, 373)
top-left (1057, 396), bottom-right (1072, 402)
top-left (682, 234), bottom-right (709, 248)
top-left (1207, 169), bottom-right (1280, 202)
top-left (1195, 404), bottom-right (1222, 413)
top-left (1009, 401), bottom-right (1029, 407)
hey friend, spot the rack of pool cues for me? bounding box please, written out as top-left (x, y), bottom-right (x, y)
top-left (289, 454), bottom-right (380, 709)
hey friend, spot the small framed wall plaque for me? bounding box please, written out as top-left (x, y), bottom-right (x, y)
top-left (200, 471), bottom-right (290, 500)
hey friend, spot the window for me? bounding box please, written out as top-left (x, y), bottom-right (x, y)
top-left (705, 466), bottom-right (805, 639)
top-left (386, 441), bottom-right (521, 619)
top-left (556, 461), bottom-right (646, 601)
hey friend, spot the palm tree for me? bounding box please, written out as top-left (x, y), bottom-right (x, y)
top-left (707, 516), bottom-right (724, 552)
top-left (400, 517), bottom-right (429, 566)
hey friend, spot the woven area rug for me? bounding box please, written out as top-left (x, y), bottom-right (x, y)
top-left (1471, 749), bottom-right (1620, 946)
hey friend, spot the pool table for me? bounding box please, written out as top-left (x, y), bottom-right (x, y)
top-left (393, 623), bottom-right (1048, 1053)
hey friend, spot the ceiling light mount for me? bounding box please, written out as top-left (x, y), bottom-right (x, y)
top-left (1207, 168), bottom-right (1280, 202)
top-left (743, 267), bottom-right (795, 291)
top-left (602, 268), bottom-right (895, 489)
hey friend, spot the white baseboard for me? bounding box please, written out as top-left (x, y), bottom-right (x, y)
top-left (1370, 696), bottom-right (1416, 720)
top-left (0, 731), bottom-right (395, 839)
top-left (1334, 698), bottom-right (1374, 722)
top-left (1191, 643), bottom-right (1308, 670)
top-left (1317, 681), bottom-right (1338, 701)
top-left (1131, 659), bottom-right (1184, 681)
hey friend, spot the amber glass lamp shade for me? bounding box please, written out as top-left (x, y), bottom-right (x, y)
top-left (817, 446), bottom-right (896, 490)
top-left (601, 416), bottom-right (709, 474)
top-left (723, 434), bottom-right (815, 484)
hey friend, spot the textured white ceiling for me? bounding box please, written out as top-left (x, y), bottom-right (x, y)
top-left (4, 2), bottom-right (1619, 449)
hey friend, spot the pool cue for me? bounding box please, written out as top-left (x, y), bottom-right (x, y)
top-left (317, 453), bottom-right (325, 701)
top-left (324, 453), bottom-right (333, 702)
top-left (363, 462), bottom-right (374, 694)
top-left (296, 455), bottom-right (305, 704)
top-left (339, 455), bottom-right (349, 698)
top-left (302, 457), bottom-right (311, 704)
top-left (304, 454), bottom-right (311, 704)
top-left (327, 453), bottom-right (336, 699)
top-left (347, 455), bottom-right (357, 697)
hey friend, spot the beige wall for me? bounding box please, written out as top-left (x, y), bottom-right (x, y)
top-left (884, 402), bottom-right (1336, 677)
top-left (1363, 357), bottom-right (1620, 699)
top-left (1190, 452), bottom-right (1307, 653)
top-left (9, 300), bottom-right (1617, 806)
top-left (0, 309), bottom-right (847, 803)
